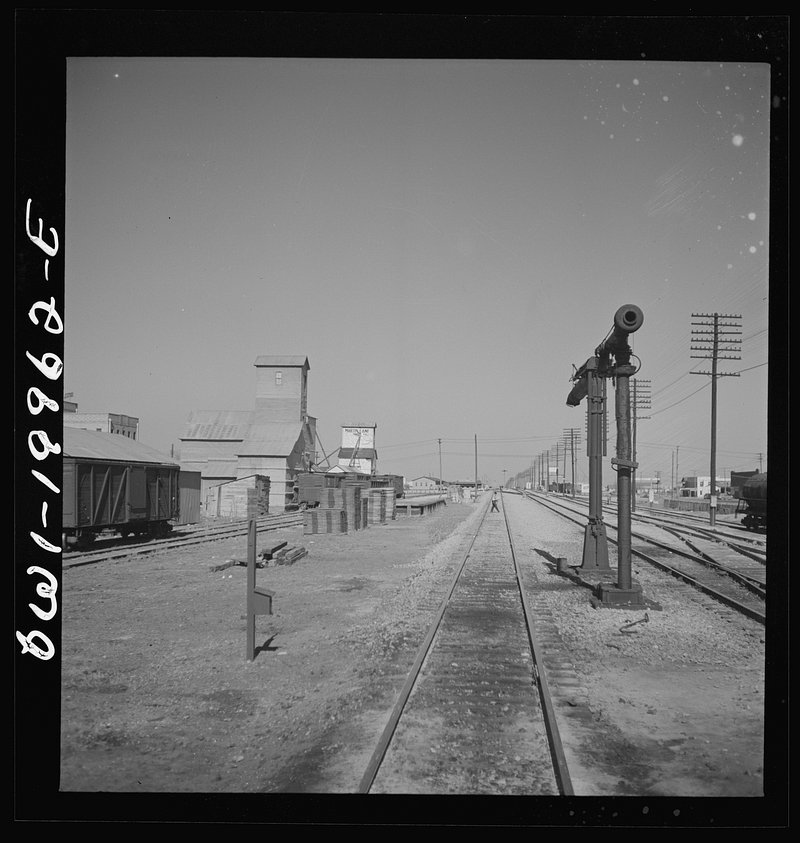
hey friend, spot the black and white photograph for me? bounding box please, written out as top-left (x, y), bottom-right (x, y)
top-left (14, 12), bottom-right (787, 827)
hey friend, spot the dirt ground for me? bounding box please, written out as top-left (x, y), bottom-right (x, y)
top-left (58, 494), bottom-right (771, 823)
top-left (60, 502), bottom-right (478, 797)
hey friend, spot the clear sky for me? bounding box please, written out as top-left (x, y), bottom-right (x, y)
top-left (65, 53), bottom-right (772, 487)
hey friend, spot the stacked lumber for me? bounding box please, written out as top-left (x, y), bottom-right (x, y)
top-left (367, 488), bottom-right (387, 524)
top-left (297, 472), bottom-right (324, 506)
top-left (209, 541), bottom-right (308, 571)
top-left (209, 475), bottom-right (270, 518)
top-left (303, 480), bottom-right (375, 534)
top-left (342, 482), bottom-right (363, 531)
top-left (383, 487), bottom-right (397, 520)
top-left (303, 508), bottom-right (349, 535)
top-left (267, 545), bottom-right (308, 566)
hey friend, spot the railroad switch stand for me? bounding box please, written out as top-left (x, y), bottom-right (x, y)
top-left (245, 518), bottom-right (275, 662)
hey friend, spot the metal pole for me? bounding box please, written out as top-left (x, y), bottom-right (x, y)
top-left (581, 360), bottom-right (609, 570)
top-left (554, 443), bottom-right (559, 492)
top-left (474, 435), bottom-right (478, 496)
top-left (246, 518), bottom-right (256, 661)
top-left (631, 379), bottom-right (637, 513)
top-left (570, 429), bottom-right (575, 497)
top-left (438, 438), bottom-right (443, 489)
top-left (709, 315), bottom-right (719, 526)
top-left (614, 351), bottom-right (635, 590)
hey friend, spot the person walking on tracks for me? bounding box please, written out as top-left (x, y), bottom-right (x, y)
top-left (490, 491), bottom-right (500, 512)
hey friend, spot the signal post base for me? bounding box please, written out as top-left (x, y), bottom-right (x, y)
top-left (579, 520), bottom-right (612, 572)
top-left (591, 581), bottom-right (645, 609)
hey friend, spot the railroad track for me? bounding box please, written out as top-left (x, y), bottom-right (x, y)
top-left (358, 493), bottom-right (572, 795)
top-left (523, 492), bottom-right (765, 624)
top-left (62, 513), bottom-right (304, 569)
top-left (575, 494), bottom-right (766, 541)
top-left (626, 505), bottom-right (767, 552)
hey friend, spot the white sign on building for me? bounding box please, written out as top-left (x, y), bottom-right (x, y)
top-left (341, 426), bottom-right (376, 449)
top-left (338, 424), bottom-right (377, 474)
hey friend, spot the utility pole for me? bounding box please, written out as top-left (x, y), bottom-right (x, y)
top-left (630, 378), bottom-right (651, 513)
top-left (474, 435), bottom-right (478, 496)
top-left (671, 450), bottom-right (675, 498)
top-left (562, 428), bottom-right (581, 497)
top-left (690, 312), bottom-right (742, 526)
top-left (553, 442), bottom-right (560, 492)
top-left (438, 438), bottom-right (443, 489)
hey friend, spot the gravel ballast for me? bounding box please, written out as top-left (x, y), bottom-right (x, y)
top-left (58, 491), bottom-right (768, 821)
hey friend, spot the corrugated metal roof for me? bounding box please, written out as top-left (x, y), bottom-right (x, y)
top-left (253, 355), bottom-right (309, 369)
top-left (182, 410), bottom-right (252, 440)
top-left (239, 422), bottom-right (303, 456)
top-left (62, 429), bottom-right (177, 464)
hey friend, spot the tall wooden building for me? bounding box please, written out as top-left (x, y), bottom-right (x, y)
top-left (180, 355), bottom-right (317, 513)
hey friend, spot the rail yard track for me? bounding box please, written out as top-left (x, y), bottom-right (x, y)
top-left (358, 493), bottom-right (572, 795)
top-left (523, 492), bottom-right (766, 624)
top-left (61, 512), bottom-right (303, 569)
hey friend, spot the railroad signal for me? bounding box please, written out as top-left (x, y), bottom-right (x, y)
top-left (566, 305), bottom-right (645, 607)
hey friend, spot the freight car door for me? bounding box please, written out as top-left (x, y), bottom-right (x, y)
top-left (128, 466), bottom-right (148, 520)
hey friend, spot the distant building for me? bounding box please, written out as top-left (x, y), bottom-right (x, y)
top-left (408, 476), bottom-right (442, 492)
top-left (679, 476), bottom-right (723, 498)
top-left (180, 356), bottom-right (317, 513)
top-left (63, 399), bottom-right (139, 439)
top-left (337, 424), bottom-right (377, 475)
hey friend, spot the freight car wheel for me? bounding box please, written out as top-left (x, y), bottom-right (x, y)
top-left (75, 531), bottom-right (96, 549)
top-left (147, 521), bottom-right (172, 539)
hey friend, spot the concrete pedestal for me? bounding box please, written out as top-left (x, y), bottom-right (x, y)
top-left (591, 580), bottom-right (645, 608)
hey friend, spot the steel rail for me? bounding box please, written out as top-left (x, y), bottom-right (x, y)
top-left (500, 491), bottom-right (574, 796)
top-left (660, 524), bottom-right (767, 565)
top-left (523, 492), bottom-right (765, 625)
top-left (654, 526), bottom-right (766, 598)
top-left (358, 491), bottom-right (572, 795)
top-left (356, 499), bottom-right (491, 794)
top-left (62, 514), bottom-right (303, 569)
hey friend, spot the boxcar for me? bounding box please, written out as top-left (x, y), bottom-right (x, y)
top-left (62, 429), bottom-right (180, 547)
top-left (370, 474), bottom-right (405, 498)
top-left (735, 471), bottom-right (767, 531)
